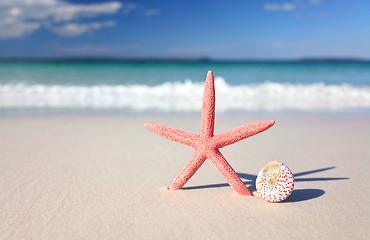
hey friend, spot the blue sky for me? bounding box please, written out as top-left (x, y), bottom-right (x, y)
top-left (0, 0), bottom-right (369, 59)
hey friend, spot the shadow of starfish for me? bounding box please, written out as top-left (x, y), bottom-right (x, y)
top-left (182, 166), bottom-right (349, 195)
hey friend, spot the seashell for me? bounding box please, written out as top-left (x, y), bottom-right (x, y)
top-left (255, 161), bottom-right (294, 202)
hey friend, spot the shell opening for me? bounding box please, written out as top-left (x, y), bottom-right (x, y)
top-left (260, 161), bottom-right (281, 180)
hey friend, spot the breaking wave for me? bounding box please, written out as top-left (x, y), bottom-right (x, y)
top-left (1, 77), bottom-right (369, 112)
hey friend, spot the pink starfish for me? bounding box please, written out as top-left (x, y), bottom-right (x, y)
top-left (145, 71), bottom-right (275, 196)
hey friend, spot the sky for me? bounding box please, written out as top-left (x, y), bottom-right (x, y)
top-left (0, 0), bottom-right (369, 59)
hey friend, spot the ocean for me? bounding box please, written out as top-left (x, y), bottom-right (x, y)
top-left (0, 60), bottom-right (369, 112)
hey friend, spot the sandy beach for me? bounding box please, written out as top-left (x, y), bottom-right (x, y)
top-left (0, 112), bottom-right (369, 239)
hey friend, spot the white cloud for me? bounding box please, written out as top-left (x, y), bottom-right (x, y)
top-left (145, 9), bottom-right (160, 16)
top-left (0, 0), bottom-right (123, 39)
top-left (51, 2), bottom-right (122, 22)
top-left (50, 21), bottom-right (115, 37)
top-left (264, 3), bottom-right (296, 11)
top-left (0, 21), bottom-right (40, 39)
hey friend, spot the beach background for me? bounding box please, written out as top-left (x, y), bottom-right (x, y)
top-left (1, 0), bottom-right (370, 239)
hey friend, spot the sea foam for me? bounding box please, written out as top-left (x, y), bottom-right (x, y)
top-left (1, 77), bottom-right (369, 112)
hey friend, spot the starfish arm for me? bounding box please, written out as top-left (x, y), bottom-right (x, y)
top-left (145, 123), bottom-right (199, 147)
top-left (200, 71), bottom-right (215, 138)
top-left (208, 150), bottom-right (252, 196)
top-left (213, 120), bottom-right (275, 148)
top-left (169, 151), bottom-right (207, 190)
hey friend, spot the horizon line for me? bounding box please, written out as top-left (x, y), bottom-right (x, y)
top-left (0, 56), bottom-right (368, 62)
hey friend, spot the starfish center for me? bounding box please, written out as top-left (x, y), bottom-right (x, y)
top-left (196, 137), bottom-right (215, 153)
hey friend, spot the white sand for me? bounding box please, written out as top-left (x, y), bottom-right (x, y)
top-left (0, 113), bottom-right (369, 239)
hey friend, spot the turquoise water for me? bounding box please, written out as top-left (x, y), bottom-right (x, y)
top-left (0, 60), bottom-right (369, 112)
top-left (1, 60), bottom-right (369, 85)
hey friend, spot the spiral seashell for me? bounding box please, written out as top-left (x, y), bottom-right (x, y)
top-left (256, 161), bottom-right (294, 202)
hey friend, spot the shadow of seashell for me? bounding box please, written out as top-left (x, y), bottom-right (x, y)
top-left (283, 189), bottom-right (325, 203)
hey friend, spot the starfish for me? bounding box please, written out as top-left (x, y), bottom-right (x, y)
top-left (145, 71), bottom-right (275, 195)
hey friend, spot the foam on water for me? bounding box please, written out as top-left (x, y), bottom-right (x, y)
top-left (1, 77), bottom-right (369, 112)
